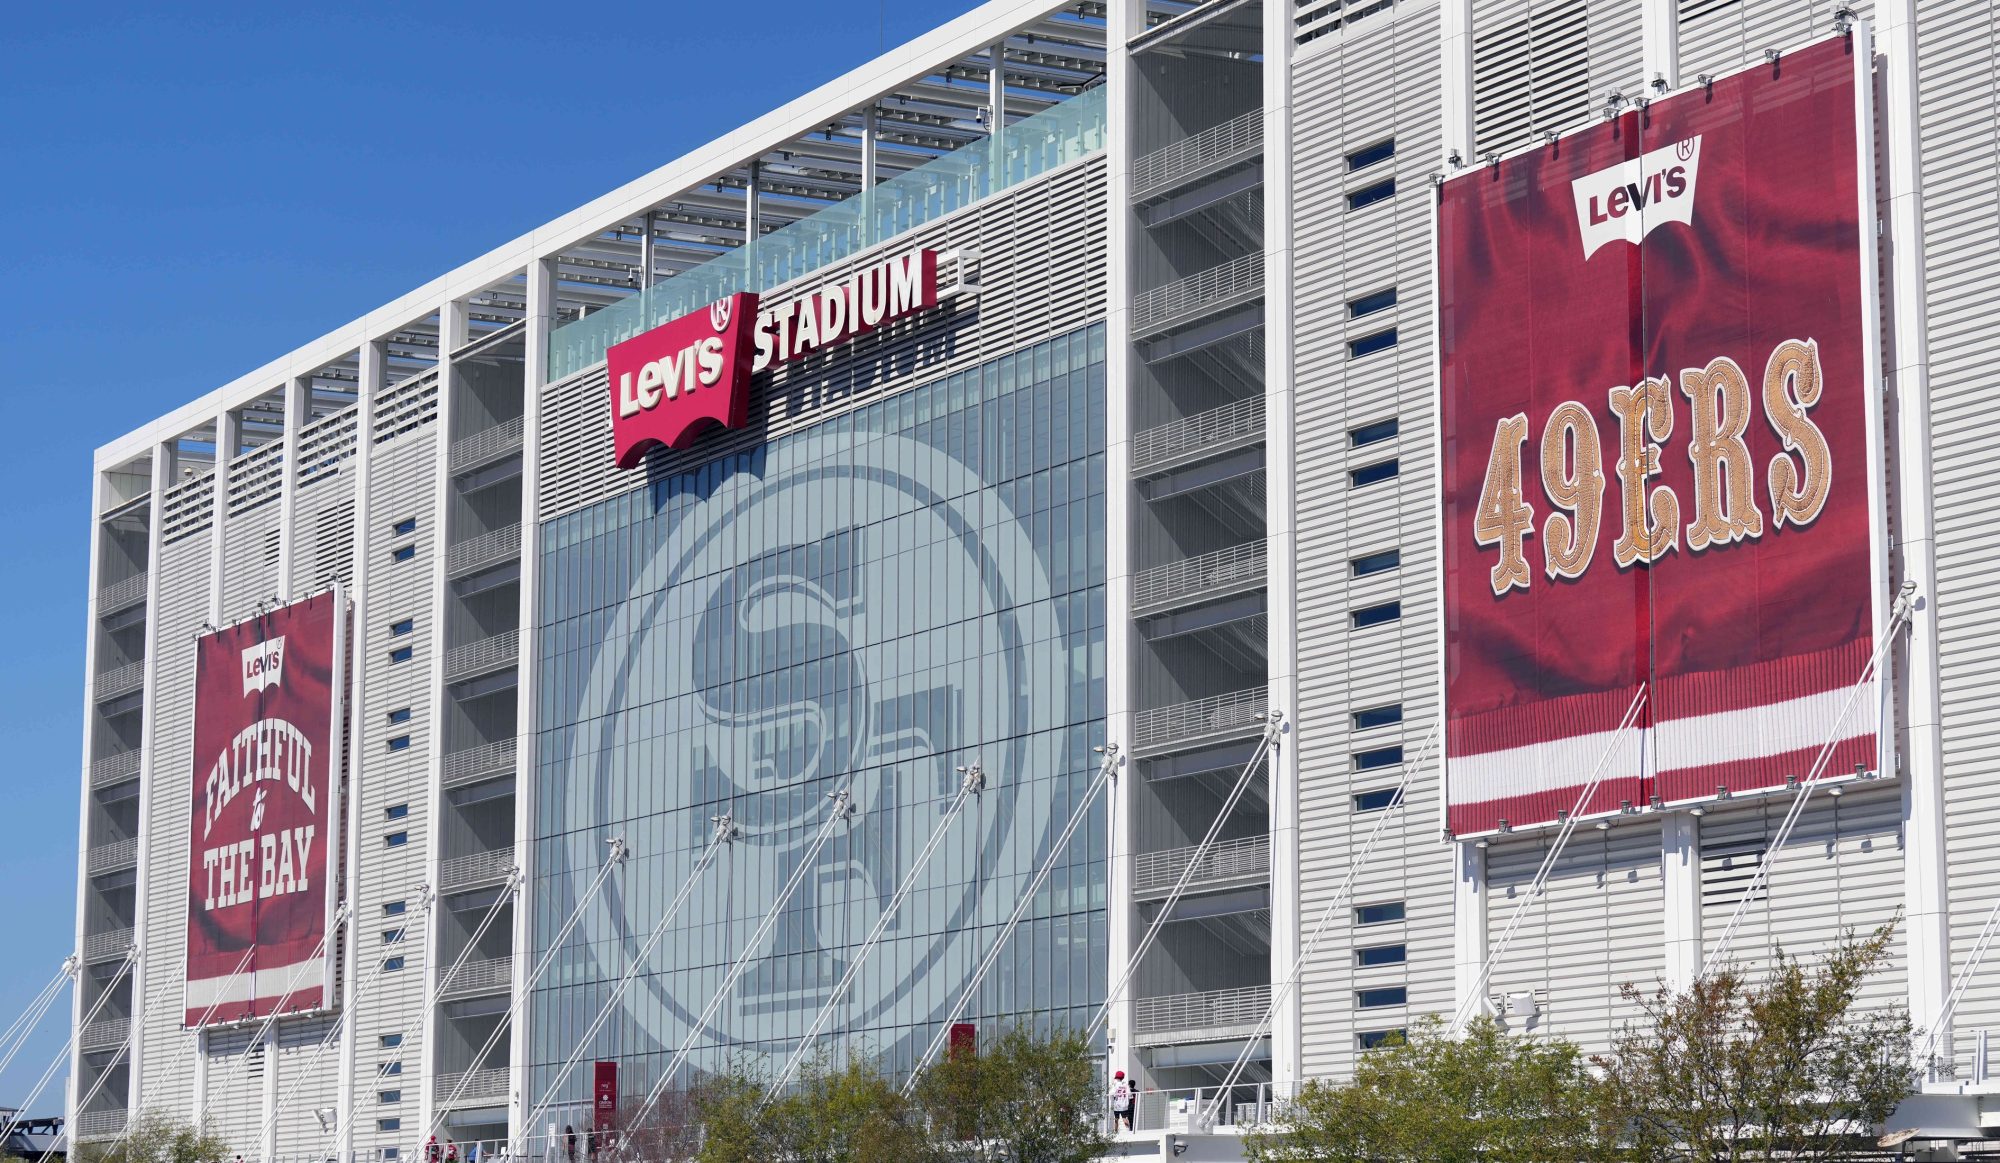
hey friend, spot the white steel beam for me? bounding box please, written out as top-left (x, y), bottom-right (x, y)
top-left (1661, 810), bottom-right (1701, 990)
top-left (340, 339), bottom-right (384, 1163)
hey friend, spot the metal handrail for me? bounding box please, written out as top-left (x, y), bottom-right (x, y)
top-left (86, 838), bottom-right (139, 876)
top-left (1132, 540), bottom-right (1267, 613)
top-left (1132, 686), bottom-right (1270, 752)
top-left (445, 523), bottom-right (522, 578)
top-left (90, 750), bottom-right (142, 789)
top-left (1131, 396), bottom-right (1265, 475)
top-left (439, 848), bottom-right (514, 891)
top-left (444, 630), bottom-right (520, 683)
top-left (442, 739), bottom-right (518, 789)
top-left (1132, 252), bottom-right (1264, 336)
top-left (1132, 108), bottom-right (1265, 201)
top-left (436, 1066), bottom-right (509, 1105)
top-left (443, 955), bottom-right (514, 997)
top-left (97, 572), bottom-right (148, 614)
top-left (1134, 834), bottom-right (1269, 895)
top-left (1134, 983), bottom-right (1273, 1036)
top-left (94, 661), bottom-right (145, 702)
top-left (78, 1016), bottom-right (130, 1052)
top-left (450, 416), bottom-right (525, 470)
top-left (83, 928), bottom-right (134, 963)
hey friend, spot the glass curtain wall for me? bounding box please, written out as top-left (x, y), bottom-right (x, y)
top-left (530, 324), bottom-right (1108, 1118)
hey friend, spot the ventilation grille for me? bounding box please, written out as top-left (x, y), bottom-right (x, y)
top-left (226, 439), bottom-right (284, 517)
top-left (298, 405), bottom-right (359, 485)
top-left (374, 369), bottom-right (440, 445)
top-left (1296, 0), bottom-right (1396, 47)
top-left (161, 470), bottom-right (214, 544)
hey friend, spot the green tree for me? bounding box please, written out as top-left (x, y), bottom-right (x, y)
top-left (910, 1025), bottom-right (1108, 1163)
top-left (1244, 1016), bottom-right (1605, 1163)
top-left (70, 1111), bottom-right (230, 1163)
top-left (693, 1054), bottom-right (932, 1163)
top-left (1591, 920), bottom-right (1920, 1162)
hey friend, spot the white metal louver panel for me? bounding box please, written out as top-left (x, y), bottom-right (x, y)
top-left (201, 1026), bottom-right (264, 1150)
top-left (136, 530), bottom-right (211, 1119)
top-left (1470, 0), bottom-right (1606, 157)
top-left (221, 502), bottom-right (280, 623)
top-left (1289, 1), bottom-right (1454, 1081)
top-left (1675, 0), bottom-right (1859, 86)
top-left (1918, 0), bottom-right (2000, 1082)
top-left (537, 156), bottom-right (1109, 525)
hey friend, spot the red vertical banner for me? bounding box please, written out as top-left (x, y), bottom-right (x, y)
top-left (183, 589), bottom-right (346, 1025)
top-left (593, 1061), bottom-right (619, 1135)
top-left (1438, 36), bottom-right (1885, 836)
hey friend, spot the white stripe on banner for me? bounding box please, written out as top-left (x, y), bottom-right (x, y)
top-left (185, 954), bottom-right (327, 1013)
top-left (1449, 682), bottom-right (1876, 806)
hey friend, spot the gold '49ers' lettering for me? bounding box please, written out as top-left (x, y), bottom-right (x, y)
top-left (1468, 336), bottom-right (1841, 597)
top-left (1473, 413), bottom-right (1534, 596)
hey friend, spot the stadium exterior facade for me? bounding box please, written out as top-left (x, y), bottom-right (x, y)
top-left (70, 0), bottom-right (2000, 1157)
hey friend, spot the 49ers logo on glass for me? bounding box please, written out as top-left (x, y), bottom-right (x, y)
top-left (608, 249), bottom-right (939, 468)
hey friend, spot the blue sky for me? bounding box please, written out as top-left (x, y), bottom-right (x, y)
top-left (0, 0), bottom-right (953, 1110)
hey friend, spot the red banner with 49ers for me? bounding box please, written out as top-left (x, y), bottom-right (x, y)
top-left (1438, 36), bottom-right (1887, 836)
top-left (183, 590), bottom-right (346, 1025)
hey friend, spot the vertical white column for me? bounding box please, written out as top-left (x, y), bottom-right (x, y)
top-left (209, 409), bottom-right (241, 624)
top-left (509, 258), bottom-right (556, 1148)
top-left (988, 40), bottom-right (1007, 190)
top-left (343, 339), bottom-right (384, 1163)
top-left (1452, 842), bottom-right (1488, 1026)
top-left (860, 107), bottom-right (878, 246)
top-left (1641, 0), bottom-right (1679, 92)
top-left (260, 1023), bottom-right (279, 1162)
top-left (277, 377), bottom-right (311, 602)
top-left (1439, 0), bottom-right (1475, 163)
top-left (1261, 0), bottom-right (1304, 1092)
top-left (420, 300), bottom-right (467, 1147)
top-left (1660, 812), bottom-right (1702, 990)
top-left (1871, 4), bottom-right (1950, 1065)
top-left (1101, 0), bottom-right (1141, 1091)
top-left (122, 445), bottom-right (172, 1122)
top-left (745, 164), bottom-right (762, 248)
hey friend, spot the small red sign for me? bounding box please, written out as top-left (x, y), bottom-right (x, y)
top-left (593, 1060), bottom-right (618, 1134)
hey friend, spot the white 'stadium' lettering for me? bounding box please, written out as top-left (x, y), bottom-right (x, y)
top-left (751, 249), bottom-right (934, 372)
top-left (1571, 136), bottom-right (1702, 259)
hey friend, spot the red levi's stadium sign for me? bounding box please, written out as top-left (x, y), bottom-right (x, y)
top-left (608, 248), bottom-right (939, 467)
top-left (183, 590), bottom-right (346, 1025)
top-left (1438, 35), bottom-right (1887, 836)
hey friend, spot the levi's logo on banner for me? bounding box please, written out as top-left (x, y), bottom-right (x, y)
top-left (242, 636), bottom-right (286, 695)
top-left (1437, 37), bottom-right (1884, 838)
top-left (608, 248), bottom-right (939, 467)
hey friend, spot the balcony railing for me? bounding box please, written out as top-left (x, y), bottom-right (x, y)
top-left (1134, 834), bottom-right (1270, 896)
top-left (79, 1017), bottom-right (130, 1053)
top-left (450, 417), bottom-right (525, 471)
top-left (87, 838), bottom-right (139, 876)
top-left (444, 630), bottom-right (519, 684)
top-left (442, 955), bottom-right (514, 998)
top-left (97, 572), bottom-right (148, 615)
top-left (445, 523), bottom-right (522, 579)
top-left (547, 85), bottom-right (1108, 382)
top-left (1131, 397), bottom-right (1265, 476)
top-left (72, 1110), bottom-right (128, 1140)
top-left (1133, 686), bottom-right (1270, 754)
top-left (1132, 252), bottom-right (1264, 337)
top-left (442, 739), bottom-right (518, 790)
top-left (90, 750), bottom-right (142, 789)
top-left (1134, 983), bottom-right (1273, 1039)
top-left (439, 849), bottom-right (513, 893)
top-left (94, 661), bottom-right (145, 703)
top-left (436, 1067), bottom-right (509, 1106)
top-left (83, 928), bottom-right (134, 964)
top-left (1131, 108), bottom-right (1265, 202)
top-left (1132, 541), bottom-right (1267, 615)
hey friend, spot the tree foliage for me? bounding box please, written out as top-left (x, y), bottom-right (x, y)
top-left (691, 1054), bottom-right (933, 1163)
top-left (910, 1025), bottom-right (1108, 1163)
top-left (71, 1111), bottom-right (230, 1163)
top-left (1244, 1016), bottom-right (1607, 1163)
top-left (1591, 920), bottom-right (1920, 1162)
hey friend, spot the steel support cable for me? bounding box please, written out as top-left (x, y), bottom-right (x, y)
top-left (0, 960), bottom-right (76, 1082)
top-left (93, 945), bottom-right (256, 1162)
top-left (1202, 724), bottom-right (1442, 1129)
top-left (766, 766), bottom-right (987, 1102)
top-left (623, 789), bottom-right (856, 1139)
top-left (520, 818), bottom-right (739, 1150)
top-left (256, 898), bottom-right (418, 1154)
top-left (0, 951), bottom-right (136, 1148)
top-left (1085, 717), bottom-right (1284, 1042)
top-left (53, 949), bottom-right (177, 1163)
top-left (415, 841), bottom-right (631, 1154)
top-left (1449, 685), bottom-right (1651, 1035)
top-left (905, 745), bottom-right (1122, 1094)
top-left (1918, 896), bottom-right (2000, 1077)
top-left (195, 906), bottom-right (350, 1129)
top-left (1700, 583), bottom-right (1918, 979)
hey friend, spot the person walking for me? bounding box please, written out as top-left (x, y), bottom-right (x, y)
top-left (1109, 1070), bottom-right (1135, 1132)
